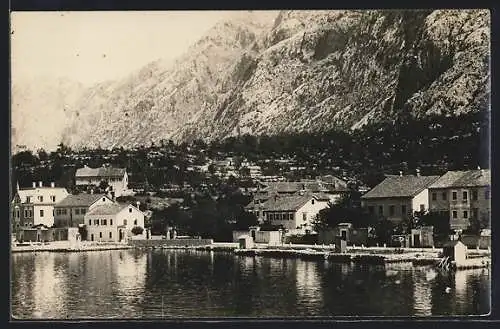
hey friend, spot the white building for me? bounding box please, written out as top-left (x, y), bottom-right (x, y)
top-left (258, 194), bottom-right (330, 234)
top-left (75, 165), bottom-right (129, 197)
top-left (360, 172), bottom-right (440, 222)
top-left (84, 203), bottom-right (145, 242)
top-left (11, 182), bottom-right (69, 229)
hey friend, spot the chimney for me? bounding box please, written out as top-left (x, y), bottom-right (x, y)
top-left (416, 169), bottom-right (420, 177)
top-left (38, 181), bottom-right (43, 187)
top-left (477, 166), bottom-right (481, 170)
top-left (32, 182), bottom-right (36, 188)
top-left (399, 171), bottom-right (403, 177)
top-left (90, 189), bottom-right (94, 195)
top-left (136, 201), bottom-right (141, 209)
top-left (50, 182), bottom-right (55, 188)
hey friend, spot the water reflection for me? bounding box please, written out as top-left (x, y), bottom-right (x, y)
top-left (11, 250), bottom-right (490, 319)
top-left (412, 267), bottom-right (433, 316)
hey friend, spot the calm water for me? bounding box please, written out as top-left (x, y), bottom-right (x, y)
top-left (11, 249), bottom-right (490, 319)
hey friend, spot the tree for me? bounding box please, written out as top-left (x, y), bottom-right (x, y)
top-left (312, 194), bottom-right (376, 231)
top-left (234, 211), bottom-right (258, 230)
top-left (374, 218), bottom-right (394, 244)
top-left (416, 211), bottom-right (451, 235)
top-left (131, 226), bottom-right (144, 235)
top-left (99, 180), bottom-right (109, 191)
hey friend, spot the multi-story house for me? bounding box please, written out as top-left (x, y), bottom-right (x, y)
top-left (361, 172), bottom-right (440, 222)
top-left (53, 193), bottom-right (115, 228)
top-left (85, 203), bottom-right (145, 242)
top-left (428, 169), bottom-right (491, 231)
top-left (75, 165), bottom-right (129, 197)
top-left (11, 182), bottom-right (69, 230)
top-left (246, 193), bottom-right (330, 234)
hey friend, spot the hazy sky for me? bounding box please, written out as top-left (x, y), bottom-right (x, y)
top-left (10, 11), bottom-right (237, 85)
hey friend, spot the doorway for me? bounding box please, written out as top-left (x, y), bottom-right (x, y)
top-left (413, 234), bottom-right (420, 247)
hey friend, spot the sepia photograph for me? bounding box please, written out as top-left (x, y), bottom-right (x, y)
top-left (9, 9), bottom-right (491, 319)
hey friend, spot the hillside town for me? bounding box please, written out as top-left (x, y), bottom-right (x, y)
top-left (11, 145), bottom-right (491, 260)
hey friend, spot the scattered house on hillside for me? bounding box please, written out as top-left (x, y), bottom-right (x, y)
top-left (11, 182), bottom-right (69, 231)
top-left (427, 169), bottom-right (491, 231)
top-left (360, 170), bottom-right (440, 223)
top-left (75, 165), bottom-right (129, 197)
top-left (84, 203), bottom-right (145, 242)
top-left (254, 180), bottom-right (350, 205)
top-left (246, 193), bottom-right (330, 234)
top-left (53, 193), bottom-right (115, 228)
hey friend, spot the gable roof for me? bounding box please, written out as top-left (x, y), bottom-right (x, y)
top-left (429, 170), bottom-right (490, 189)
top-left (85, 203), bottom-right (142, 216)
top-left (85, 203), bottom-right (126, 216)
top-left (55, 194), bottom-right (107, 208)
top-left (76, 166), bottom-right (126, 178)
top-left (260, 194), bottom-right (327, 212)
top-left (361, 175), bottom-right (440, 199)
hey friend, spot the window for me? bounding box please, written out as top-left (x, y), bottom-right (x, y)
top-left (462, 191), bottom-right (468, 202)
top-left (311, 199), bottom-right (315, 205)
top-left (302, 213), bottom-right (307, 221)
top-left (420, 204), bottom-right (425, 212)
top-left (378, 205), bottom-right (383, 215)
top-left (472, 190), bottom-right (478, 201)
top-left (40, 209), bottom-right (44, 217)
top-left (452, 211), bottom-right (457, 219)
top-left (368, 206), bottom-right (374, 214)
top-left (26, 196), bottom-right (31, 203)
top-left (99, 232), bottom-right (102, 238)
top-left (389, 205), bottom-right (395, 216)
top-left (63, 209), bottom-right (67, 215)
top-left (401, 205), bottom-right (407, 216)
top-left (452, 191), bottom-right (457, 200)
top-left (102, 198), bottom-right (106, 202)
top-left (123, 219), bottom-right (127, 225)
top-left (134, 219), bottom-right (137, 225)
top-left (101, 219), bottom-right (107, 225)
top-left (94, 219), bottom-right (99, 225)
top-left (485, 189), bottom-right (490, 199)
top-left (38, 196), bottom-right (43, 202)
top-left (109, 232), bottom-right (112, 239)
top-left (110, 219), bottom-right (113, 226)
top-left (89, 220), bottom-right (91, 226)
top-left (431, 193), bottom-right (437, 201)
top-left (81, 209), bottom-right (86, 214)
top-left (129, 208), bottom-right (132, 213)
top-left (442, 192), bottom-right (447, 200)
top-left (16, 210), bottom-right (20, 218)
top-left (24, 210), bottom-right (28, 218)
top-left (463, 211), bottom-right (468, 219)
top-left (75, 209), bottom-right (80, 215)
top-left (50, 196), bottom-right (56, 202)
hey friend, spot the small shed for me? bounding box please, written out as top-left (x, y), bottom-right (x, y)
top-left (238, 235), bottom-right (255, 249)
top-left (411, 226), bottom-right (434, 247)
top-left (443, 240), bottom-right (467, 264)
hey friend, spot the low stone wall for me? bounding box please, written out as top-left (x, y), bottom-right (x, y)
top-left (128, 238), bottom-right (214, 248)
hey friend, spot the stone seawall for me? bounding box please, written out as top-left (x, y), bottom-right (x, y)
top-left (128, 239), bottom-right (214, 248)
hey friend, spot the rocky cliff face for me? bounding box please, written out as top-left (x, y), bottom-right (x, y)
top-left (12, 10), bottom-right (489, 151)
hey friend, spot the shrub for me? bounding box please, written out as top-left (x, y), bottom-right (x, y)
top-left (131, 226), bottom-right (144, 235)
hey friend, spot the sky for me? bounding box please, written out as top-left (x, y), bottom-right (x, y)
top-left (10, 11), bottom-right (238, 86)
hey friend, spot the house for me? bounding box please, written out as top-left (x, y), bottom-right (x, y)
top-left (360, 171), bottom-right (440, 222)
top-left (53, 193), bottom-right (115, 228)
top-left (11, 182), bottom-right (69, 230)
top-left (75, 165), bottom-right (129, 197)
top-left (84, 203), bottom-right (145, 242)
top-left (427, 169), bottom-right (490, 231)
top-left (442, 240), bottom-right (467, 264)
top-left (250, 193), bottom-right (330, 234)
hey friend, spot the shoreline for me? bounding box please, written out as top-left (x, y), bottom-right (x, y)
top-left (12, 241), bottom-right (491, 270)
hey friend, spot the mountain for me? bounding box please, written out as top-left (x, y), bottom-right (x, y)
top-left (13, 10), bottom-right (490, 151)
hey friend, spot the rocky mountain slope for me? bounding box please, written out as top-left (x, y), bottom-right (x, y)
top-left (12, 10), bottom-right (490, 151)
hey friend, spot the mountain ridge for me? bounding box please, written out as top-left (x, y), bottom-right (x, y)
top-left (11, 9), bottom-right (489, 151)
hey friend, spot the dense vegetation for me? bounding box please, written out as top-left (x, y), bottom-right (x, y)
top-left (11, 112), bottom-right (488, 240)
